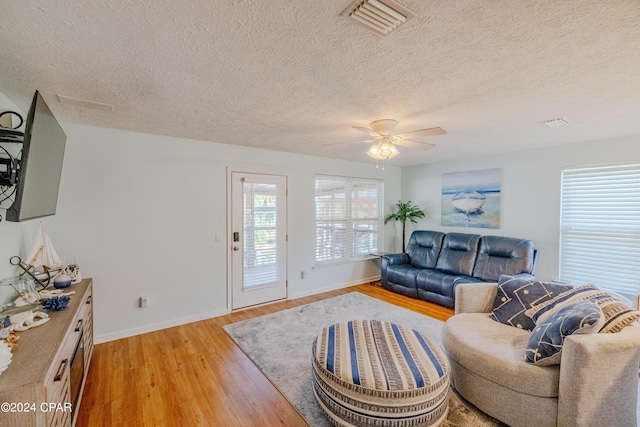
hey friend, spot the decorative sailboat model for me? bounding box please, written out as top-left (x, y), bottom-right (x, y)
top-left (10, 224), bottom-right (63, 289)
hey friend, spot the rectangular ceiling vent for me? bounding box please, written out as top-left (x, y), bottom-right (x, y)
top-left (543, 117), bottom-right (570, 128)
top-left (340, 0), bottom-right (416, 37)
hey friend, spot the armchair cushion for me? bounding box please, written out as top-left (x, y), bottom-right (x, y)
top-left (442, 313), bottom-right (560, 398)
top-left (525, 300), bottom-right (604, 366)
top-left (491, 275), bottom-right (572, 330)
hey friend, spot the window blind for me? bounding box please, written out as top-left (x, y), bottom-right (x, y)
top-left (315, 175), bottom-right (383, 263)
top-left (559, 163), bottom-right (640, 297)
top-left (243, 181), bottom-right (278, 288)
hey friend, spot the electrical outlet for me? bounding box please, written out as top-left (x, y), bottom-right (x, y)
top-left (300, 271), bottom-right (306, 279)
top-left (139, 295), bottom-right (149, 308)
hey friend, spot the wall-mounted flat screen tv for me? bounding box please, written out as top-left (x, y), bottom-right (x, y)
top-left (6, 91), bottom-right (66, 222)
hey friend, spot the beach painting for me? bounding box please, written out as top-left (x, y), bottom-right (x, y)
top-left (441, 168), bottom-right (501, 228)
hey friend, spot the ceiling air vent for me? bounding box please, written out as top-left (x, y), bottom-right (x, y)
top-left (340, 0), bottom-right (416, 37)
top-left (543, 117), bottom-right (570, 128)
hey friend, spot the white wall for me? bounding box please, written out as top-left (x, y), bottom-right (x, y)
top-left (5, 85), bottom-right (639, 343)
top-left (38, 123), bottom-right (401, 342)
top-left (401, 135), bottom-right (640, 281)
top-left (0, 93), bottom-right (35, 306)
top-left (0, 223), bottom-right (24, 307)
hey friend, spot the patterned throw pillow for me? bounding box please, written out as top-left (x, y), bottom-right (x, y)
top-left (585, 293), bottom-right (640, 333)
top-left (490, 275), bottom-right (572, 330)
top-left (525, 300), bottom-right (604, 365)
top-left (524, 284), bottom-right (640, 333)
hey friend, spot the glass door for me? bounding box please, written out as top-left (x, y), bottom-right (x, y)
top-left (231, 172), bottom-right (287, 309)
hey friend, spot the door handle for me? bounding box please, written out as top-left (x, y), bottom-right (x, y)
top-left (233, 246), bottom-right (239, 251)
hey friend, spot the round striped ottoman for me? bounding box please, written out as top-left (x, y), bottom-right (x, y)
top-left (312, 320), bottom-right (451, 427)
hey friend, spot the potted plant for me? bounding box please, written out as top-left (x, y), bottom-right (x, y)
top-left (384, 200), bottom-right (426, 252)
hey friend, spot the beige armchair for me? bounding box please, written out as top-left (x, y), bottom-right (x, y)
top-left (441, 283), bottom-right (640, 427)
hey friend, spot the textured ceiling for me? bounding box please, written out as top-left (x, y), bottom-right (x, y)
top-left (1, 0), bottom-right (639, 167)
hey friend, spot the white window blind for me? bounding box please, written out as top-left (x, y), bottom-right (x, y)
top-left (315, 175), bottom-right (383, 263)
top-left (243, 181), bottom-right (278, 287)
top-left (559, 163), bottom-right (640, 297)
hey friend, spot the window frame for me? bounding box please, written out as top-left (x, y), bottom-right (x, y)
top-left (314, 175), bottom-right (384, 265)
top-left (559, 162), bottom-right (640, 299)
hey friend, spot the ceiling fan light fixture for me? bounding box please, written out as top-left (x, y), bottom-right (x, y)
top-left (366, 143), bottom-right (381, 158)
top-left (354, 118), bottom-right (444, 164)
top-left (379, 141), bottom-right (392, 156)
top-left (366, 140), bottom-right (399, 160)
top-left (388, 143), bottom-right (399, 158)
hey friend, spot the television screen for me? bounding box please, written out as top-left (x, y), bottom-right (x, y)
top-left (6, 91), bottom-right (66, 222)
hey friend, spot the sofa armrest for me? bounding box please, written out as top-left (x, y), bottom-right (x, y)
top-left (512, 272), bottom-right (536, 281)
top-left (381, 253), bottom-right (409, 266)
top-left (558, 325), bottom-right (640, 426)
top-left (380, 253), bottom-right (409, 289)
top-left (454, 283), bottom-right (498, 314)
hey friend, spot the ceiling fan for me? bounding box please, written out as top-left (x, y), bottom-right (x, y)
top-left (352, 119), bottom-right (447, 161)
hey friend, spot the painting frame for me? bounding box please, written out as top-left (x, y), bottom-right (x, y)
top-left (441, 168), bottom-right (501, 228)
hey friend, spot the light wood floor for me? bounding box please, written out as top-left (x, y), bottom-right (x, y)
top-left (76, 283), bottom-right (453, 426)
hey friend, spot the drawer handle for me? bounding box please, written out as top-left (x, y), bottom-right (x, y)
top-left (86, 295), bottom-right (92, 304)
top-left (75, 319), bottom-right (83, 332)
top-left (54, 359), bottom-right (68, 381)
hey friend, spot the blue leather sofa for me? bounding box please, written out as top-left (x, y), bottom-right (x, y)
top-left (381, 231), bottom-right (537, 308)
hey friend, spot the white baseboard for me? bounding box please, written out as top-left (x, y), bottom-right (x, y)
top-left (289, 275), bottom-right (381, 299)
top-left (94, 308), bottom-right (230, 344)
top-left (95, 276), bottom-right (381, 344)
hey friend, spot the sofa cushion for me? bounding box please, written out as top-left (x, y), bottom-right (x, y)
top-left (417, 289), bottom-right (455, 309)
top-left (406, 231), bottom-right (445, 269)
top-left (525, 284), bottom-right (640, 333)
top-left (472, 236), bottom-right (536, 281)
top-left (525, 300), bottom-right (604, 366)
top-left (435, 233), bottom-right (480, 276)
top-left (442, 313), bottom-right (560, 398)
top-left (416, 270), bottom-right (478, 300)
top-left (385, 282), bottom-right (419, 299)
top-left (384, 264), bottom-right (422, 290)
top-left (491, 275), bottom-right (572, 331)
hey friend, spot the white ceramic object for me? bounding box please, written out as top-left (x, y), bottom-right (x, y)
top-left (0, 340), bottom-right (12, 376)
top-left (53, 272), bottom-right (72, 289)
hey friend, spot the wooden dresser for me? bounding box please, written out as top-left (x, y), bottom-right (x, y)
top-left (0, 279), bottom-right (93, 427)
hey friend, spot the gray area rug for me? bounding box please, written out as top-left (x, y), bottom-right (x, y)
top-left (223, 292), bottom-right (504, 426)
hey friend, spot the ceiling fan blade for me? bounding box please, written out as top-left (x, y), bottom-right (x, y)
top-left (395, 139), bottom-right (436, 150)
top-left (353, 126), bottom-right (377, 137)
top-left (323, 139), bottom-right (374, 146)
top-left (396, 127), bottom-right (447, 139)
